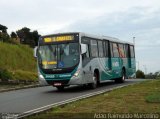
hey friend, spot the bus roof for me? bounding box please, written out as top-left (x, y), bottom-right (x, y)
top-left (42, 32), bottom-right (134, 45)
top-left (80, 32), bottom-right (134, 45)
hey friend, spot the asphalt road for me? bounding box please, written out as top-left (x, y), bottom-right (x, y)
top-left (0, 79), bottom-right (148, 113)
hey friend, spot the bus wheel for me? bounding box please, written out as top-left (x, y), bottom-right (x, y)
top-left (56, 86), bottom-right (64, 91)
top-left (115, 69), bottom-right (126, 83)
top-left (121, 69), bottom-right (126, 83)
top-left (89, 73), bottom-right (98, 89)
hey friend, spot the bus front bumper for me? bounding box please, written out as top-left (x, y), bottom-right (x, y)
top-left (39, 72), bottom-right (85, 86)
top-left (39, 74), bottom-right (48, 86)
top-left (44, 76), bottom-right (84, 86)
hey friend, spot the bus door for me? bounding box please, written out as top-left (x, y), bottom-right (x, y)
top-left (129, 45), bottom-right (135, 68)
top-left (81, 37), bottom-right (92, 83)
top-left (110, 42), bottom-right (121, 78)
top-left (118, 44), bottom-right (126, 68)
top-left (103, 41), bottom-right (111, 70)
top-left (126, 44), bottom-right (131, 68)
top-left (126, 44), bottom-right (135, 69)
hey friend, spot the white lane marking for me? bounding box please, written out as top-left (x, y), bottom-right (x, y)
top-left (18, 82), bottom-right (140, 118)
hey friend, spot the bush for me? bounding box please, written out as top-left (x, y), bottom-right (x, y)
top-left (0, 68), bottom-right (13, 82)
top-left (0, 33), bottom-right (10, 42)
top-left (136, 70), bottom-right (145, 78)
top-left (157, 77), bottom-right (160, 79)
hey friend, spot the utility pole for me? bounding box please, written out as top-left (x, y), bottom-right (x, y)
top-left (133, 37), bottom-right (135, 45)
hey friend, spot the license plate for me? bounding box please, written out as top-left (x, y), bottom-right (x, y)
top-left (54, 83), bottom-right (62, 86)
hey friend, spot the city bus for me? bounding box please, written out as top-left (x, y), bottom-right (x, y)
top-left (34, 32), bottom-right (136, 91)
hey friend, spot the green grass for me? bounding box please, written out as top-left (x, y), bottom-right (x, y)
top-left (27, 79), bottom-right (160, 119)
top-left (0, 42), bottom-right (37, 82)
top-left (12, 70), bottom-right (37, 82)
top-left (0, 42), bottom-right (36, 72)
top-left (145, 92), bottom-right (160, 103)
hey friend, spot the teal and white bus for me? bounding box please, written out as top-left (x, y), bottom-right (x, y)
top-left (34, 32), bottom-right (136, 90)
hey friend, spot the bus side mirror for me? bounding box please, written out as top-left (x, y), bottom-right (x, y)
top-left (34, 46), bottom-right (38, 58)
top-left (81, 44), bottom-right (87, 54)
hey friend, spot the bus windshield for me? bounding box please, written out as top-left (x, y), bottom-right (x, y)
top-left (38, 43), bottom-right (79, 69)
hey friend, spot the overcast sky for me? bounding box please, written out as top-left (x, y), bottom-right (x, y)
top-left (1, 0), bottom-right (160, 73)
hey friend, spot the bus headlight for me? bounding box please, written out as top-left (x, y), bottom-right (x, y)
top-left (73, 70), bottom-right (80, 77)
top-left (39, 74), bottom-right (44, 79)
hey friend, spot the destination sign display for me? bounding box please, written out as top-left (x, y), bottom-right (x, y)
top-left (42, 61), bottom-right (57, 65)
top-left (44, 35), bottom-right (74, 43)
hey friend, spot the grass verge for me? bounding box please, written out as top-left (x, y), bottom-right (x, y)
top-left (0, 42), bottom-right (36, 72)
top-left (26, 79), bottom-right (160, 119)
top-left (0, 42), bottom-right (37, 84)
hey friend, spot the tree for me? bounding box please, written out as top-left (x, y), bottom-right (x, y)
top-left (0, 24), bottom-right (9, 42)
top-left (10, 32), bottom-right (17, 38)
top-left (145, 72), bottom-right (156, 79)
top-left (16, 27), bottom-right (40, 47)
top-left (32, 30), bottom-right (40, 46)
top-left (154, 71), bottom-right (160, 77)
top-left (0, 24), bottom-right (8, 33)
top-left (136, 70), bottom-right (145, 79)
top-left (16, 27), bottom-right (30, 44)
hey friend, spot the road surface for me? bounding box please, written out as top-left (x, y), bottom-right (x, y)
top-left (0, 79), bottom-right (148, 114)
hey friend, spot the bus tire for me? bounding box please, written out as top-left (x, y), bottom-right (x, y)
top-left (115, 69), bottom-right (126, 83)
top-left (56, 86), bottom-right (64, 91)
top-left (119, 69), bottom-right (126, 83)
top-left (88, 73), bottom-right (98, 89)
top-left (121, 69), bottom-right (126, 83)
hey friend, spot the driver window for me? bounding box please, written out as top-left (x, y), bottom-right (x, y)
top-left (82, 44), bottom-right (90, 60)
top-left (82, 44), bottom-right (90, 67)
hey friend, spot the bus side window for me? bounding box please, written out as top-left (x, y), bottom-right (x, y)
top-left (125, 44), bottom-right (129, 58)
top-left (98, 40), bottom-right (104, 57)
top-left (110, 42), bottom-right (113, 57)
top-left (118, 44), bottom-right (125, 58)
top-left (103, 41), bottom-right (109, 57)
top-left (112, 43), bottom-right (119, 57)
top-left (123, 45), bottom-right (126, 58)
top-left (91, 40), bottom-right (98, 57)
top-left (105, 41), bottom-right (109, 57)
top-left (103, 41), bottom-right (106, 57)
top-left (130, 45), bottom-right (135, 58)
